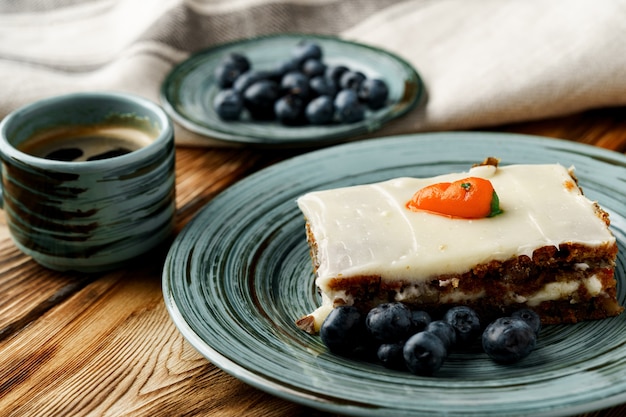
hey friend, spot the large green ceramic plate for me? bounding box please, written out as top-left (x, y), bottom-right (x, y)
top-left (163, 132), bottom-right (626, 416)
top-left (160, 34), bottom-right (423, 147)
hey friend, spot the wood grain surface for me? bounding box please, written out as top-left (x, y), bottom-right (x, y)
top-left (1, 106), bottom-right (625, 417)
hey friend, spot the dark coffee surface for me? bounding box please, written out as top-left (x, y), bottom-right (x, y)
top-left (18, 124), bottom-right (156, 162)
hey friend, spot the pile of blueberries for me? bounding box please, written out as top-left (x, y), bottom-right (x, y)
top-left (320, 303), bottom-right (540, 376)
top-left (212, 40), bottom-right (389, 125)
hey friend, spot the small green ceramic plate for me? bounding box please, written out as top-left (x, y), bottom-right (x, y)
top-left (163, 132), bottom-right (626, 417)
top-left (160, 34), bottom-right (423, 147)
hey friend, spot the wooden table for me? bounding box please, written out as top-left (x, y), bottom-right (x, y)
top-left (1, 107), bottom-right (625, 417)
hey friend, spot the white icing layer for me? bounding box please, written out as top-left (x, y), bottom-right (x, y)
top-left (297, 164), bottom-right (615, 294)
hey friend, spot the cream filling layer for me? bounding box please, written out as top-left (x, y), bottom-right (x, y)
top-left (308, 276), bottom-right (606, 331)
top-left (514, 274), bottom-right (603, 306)
top-left (297, 164), bottom-right (615, 295)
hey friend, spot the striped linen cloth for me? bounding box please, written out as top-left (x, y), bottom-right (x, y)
top-left (1, 0), bottom-right (625, 146)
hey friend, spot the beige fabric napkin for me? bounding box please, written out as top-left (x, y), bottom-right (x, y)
top-left (0, 0), bottom-right (625, 146)
top-left (343, 0), bottom-right (626, 136)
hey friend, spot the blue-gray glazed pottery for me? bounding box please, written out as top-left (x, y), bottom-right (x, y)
top-left (0, 91), bottom-right (176, 272)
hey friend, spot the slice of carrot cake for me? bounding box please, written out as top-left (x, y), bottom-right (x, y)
top-left (296, 158), bottom-right (622, 333)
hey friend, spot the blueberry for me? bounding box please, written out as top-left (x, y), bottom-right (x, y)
top-left (309, 76), bottom-right (337, 98)
top-left (213, 89), bottom-right (243, 120)
top-left (302, 58), bottom-right (326, 78)
top-left (410, 310), bottom-right (432, 334)
top-left (320, 305), bottom-right (366, 355)
top-left (242, 79), bottom-right (279, 120)
top-left (274, 94), bottom-right (306, 125)
top-left (334, 89), bottom-right (365, 123)
top-left (233, 70), bottom-right (272, 93)
top-left (339, 70), bottom-right (366, 91)
top-left (444, 306), bottom-right (481, 344)
top-left (214, 52), bottom-right (251, 89)
top-left (214, 61), bottom-right (244, 89)
top-left (358, 78), bottom-right (389, 110)
top-left (482, 317), bottom-right (537, 363)
top-left (325, 65), bottom-right (349, 88)
top-left (291, 40), bottom-right (322, 66)
top-left (403, 331), bottom-right (447, 375)
top-left (366, 302), bottom-right (413, 343)
top-left (377, 342), bottom-right (406, 370)
top-left (280, 71), bottom-right (310, 98)
top-left (222, 52), bottom-right (250, 73)
top-left (269, 58), bottom-right (300, 81)
top-left (305, 96), bottom-right (334, 125)
top-left (512, 309), bottom-right (542, 336)
top-left (425, 320), bottom-right (457, 350)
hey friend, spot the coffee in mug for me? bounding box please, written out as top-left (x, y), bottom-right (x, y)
top-left (0, 92), bottom-right (176, 272)
top-left (17, 122), bottom-right (158, 162)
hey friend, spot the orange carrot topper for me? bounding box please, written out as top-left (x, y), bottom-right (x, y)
top-left (406, 177), bottom-right (503, 219)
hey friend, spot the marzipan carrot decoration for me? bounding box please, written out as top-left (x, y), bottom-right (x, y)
top-left (406, 177), bottom-right (503, 219)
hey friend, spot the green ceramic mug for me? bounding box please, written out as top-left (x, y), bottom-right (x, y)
top-left (0, 92), bottom-right (176, 272)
